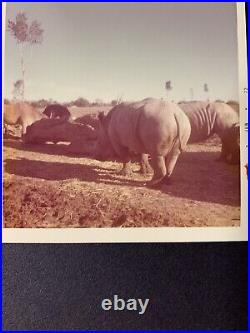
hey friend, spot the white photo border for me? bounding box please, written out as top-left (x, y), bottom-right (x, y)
top-left (2, 2), bottom-right (248, 243)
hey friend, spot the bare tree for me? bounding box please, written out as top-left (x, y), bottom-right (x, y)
top-left (8, 12), bottom-right (44, 100)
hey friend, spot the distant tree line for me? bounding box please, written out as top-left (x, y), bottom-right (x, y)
top-left (4, 97), bottom-right (239, 112)
top-left (4, 97), bottom-right (112, 108)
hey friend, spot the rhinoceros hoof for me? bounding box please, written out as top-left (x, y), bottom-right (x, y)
top-left (117, 168), bottom-right (133, 177)
top-left (146, 177), bottom-right (165, 187)
top-left (139, 167), bottom-right (153, 175)
top-left (139, 168), bottom-right (148, 176)
top-left (147, 176), bottom-right (172, 188)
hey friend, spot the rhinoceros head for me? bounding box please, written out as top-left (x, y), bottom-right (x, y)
top-left (94, 112), bottom-right (116, 161)
top-left (224, 123), bottom-right (240, 165)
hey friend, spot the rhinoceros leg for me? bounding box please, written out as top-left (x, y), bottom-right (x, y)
top-left (118, 161), bottom-right (133, 176)
top-left (147, 155), bottom-right (166, 186)
top-left (139, 154), bottom-right (153, 175)
top-left (217, 139), bottom-right (240, 165)
top-left (111, 143), bottom-right (133, 176)
top-left (216, 142), bottom-right (227, 162)
top-left (228, 149), bottom-right (240, 165)
top-left (163, 145), bottom-right (181, 184)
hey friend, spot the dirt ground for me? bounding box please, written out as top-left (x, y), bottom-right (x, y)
top-left (3, 105), bottom-right (240, 228)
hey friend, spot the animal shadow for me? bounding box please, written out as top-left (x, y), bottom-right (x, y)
top-left (3, 150), bottom-right (240, 206)
top-left (160, 151), bottom-right (240, 207)
top-left (4, 158), bottom-right (144, 187)
top-left (3, 139), bottom-right (89, 158)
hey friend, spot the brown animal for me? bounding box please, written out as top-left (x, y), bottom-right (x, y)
top-left (4, 102), bottom-right (46, 136)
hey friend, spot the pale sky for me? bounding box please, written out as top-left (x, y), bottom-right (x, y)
top-left (4, 2), bottom-right (239, 103)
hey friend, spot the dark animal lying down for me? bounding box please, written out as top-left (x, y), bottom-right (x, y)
top-left (23, 118), bottom-right (97, 145)
top-left (43, 104), bottom-right (71, 121)
top-left (74, 114), bottom-right (100, 130)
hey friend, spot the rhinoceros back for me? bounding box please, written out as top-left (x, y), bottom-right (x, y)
top-left (179, 101), bottom-right (217, 143)
top-left (108, 100), bottom-right (148, 154)
top-left (107, 98), bottom-right (187, 157)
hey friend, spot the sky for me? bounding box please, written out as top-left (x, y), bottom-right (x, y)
top-left (4, 2), bottom-right (239, 103)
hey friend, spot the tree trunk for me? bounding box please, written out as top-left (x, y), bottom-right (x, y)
top-left (19, 43), bottom-right (25, 101)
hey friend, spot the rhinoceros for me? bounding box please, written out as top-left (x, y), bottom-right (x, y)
top-left (23, 118), bottom-right (97, 144)
top-left (4, 102), bottom-right (46, 135)
top-left (94, 98), bottom-right (191, 186)
top-left (74, 113), bottom-right (100, 130)
top-left (43, 104), bottom-right (71, 121)
top-left (178, 101), bottom-right (240, 164)
top-left (67, 139), bottom-right (97, 155)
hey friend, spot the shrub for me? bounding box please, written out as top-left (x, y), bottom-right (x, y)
top-left (73, 97), bottom-right (90, 107)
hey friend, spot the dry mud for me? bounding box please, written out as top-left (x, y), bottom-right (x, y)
top-left (3, 132), bottom-right (240, 228)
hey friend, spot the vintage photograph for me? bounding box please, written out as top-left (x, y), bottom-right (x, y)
top-left (2, 3), bottom-right (247, 229)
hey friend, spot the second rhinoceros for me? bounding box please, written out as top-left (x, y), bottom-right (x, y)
top-left (23, 118), bottom-right (97, 144)
top-left (94, 98), bottom-right (191, 186)
top-left (178, 101), bottom-right (240, 164)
